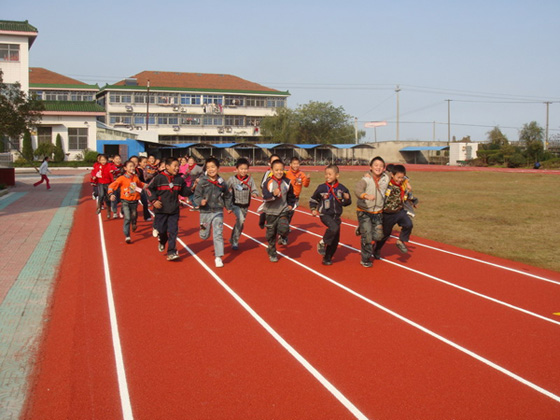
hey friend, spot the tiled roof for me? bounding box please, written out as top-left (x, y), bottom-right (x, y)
top-left (0, 20), bottom-right (38, 46)
top-left (110, 71), bottom-right (288, 95)
top-left (0, 20), bottom-right (38, 33)
top-left (29, 68), bottom-right (98, 89)
top-left (41, 101), bottom-right (106, 113)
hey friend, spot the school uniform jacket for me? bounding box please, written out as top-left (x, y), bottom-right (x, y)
top-left (227, 175), bottom-right (258, 207)
top-left (193, 175), bottom-right (232, 213)
top-left (309, 182), bottom-right (352, 217)
top-left (262, 175), bottom-right (297, 216)
top-left (147, 171), bottom-right (192, 214)
top-left (108, 174), bottom-right (145, 201)
top-left (91, 163), bottom-right (114, 185)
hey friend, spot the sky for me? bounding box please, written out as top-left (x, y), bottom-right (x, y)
top-left (4, 0), bottom-right (560, 143)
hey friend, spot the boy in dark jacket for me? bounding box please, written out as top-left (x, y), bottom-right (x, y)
top-left (147, 157), bottom-right (192, 261)
top-left (310, 164), bottom-right (352, 265)
top-left (261, 160), bottom-right (296, 262)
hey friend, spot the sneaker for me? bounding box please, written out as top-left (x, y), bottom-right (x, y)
top-left (119, 212), bottom-right (124, 219)
top-left (167, 251), bottom-right (179, 261)
top-left (152, 228), bottom-right (159, 237)
top-left (158, 243), bottom-right (165, 252)
top-left (113, 213), bottom-right (118, 219)
top-left (96, 207), bottom-right (101, 215)
top-left (106, 212), bottom-right (111, 219)
top-left (354, 226), bottom-right (361, 236)
top-left (146, 217), bottom-right (152, 222)
top-left (278, 236), bottom-right (288, 246)
top-left (269, 255), bottom-right (278, 263)
top-left (132, 223), bottom-right (137, 232)
top-left (373, 250), bottom-right (381, 260)
top-left (125, 237), bottom-right (131, 244)
top-left (396, 240), bottom-right (408, 254)
top-left (317, 240), bottom-right (326, 256)
top-left (215, 257), bottom-right (224, 268)
top-left (92, 193), bottom-right (96, 200)
top-left (322, 258), bottom-right (333, 266)
top-left (231, 244), bottom-right (239, 251)
top-left (360, 260), bottom-right (373, 268)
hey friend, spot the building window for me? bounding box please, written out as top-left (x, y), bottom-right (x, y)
top-left (202, 95), bottom-right (223, 105)
top-left (109, 115), bottom-right (132, 124)
top-left (246, 97), bottom-right (266, 107)
top-left (68, 128), bottom-right (88, 150)
top-left (181, 116), bottom-right (201, 125)
top-left (180, 94), bottom-right (201, 105)
top-left (267, 97), bottom-right (286, 108)
top-left (37, 127), bottom-right (52, 144)
top-left (225, 115), bottom-right (245, 126)
top-left (109, 93), bottom-right (132, 103)
top-left (203, 116), bottom-right (223, 126)
top-left (224, 96), bottom-right (244, 106)
top-left (157, 94), bottom-right (179, 105)
top-left (0, 44), bottom-right (20, 62)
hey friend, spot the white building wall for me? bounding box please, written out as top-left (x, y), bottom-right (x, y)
top-left (0, 34), bottom-right (30, 92)
top-left (449, 142), bottom-right (479, 165)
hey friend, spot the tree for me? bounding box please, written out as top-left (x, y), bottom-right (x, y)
top-left (34, 142), bottom-right (56, 160)
top-left (0, 70), bottom-right (44, 152)
top-left (22, 131), bottom-right (33, 160)
top-left (519, 121), bottom-right (544, 162)
top-left (260, 101), bottom-right (364, 144)
top-left (487, 127), bottom-right (509, 149)
top-left (54, 133), bottom-right (65, 162)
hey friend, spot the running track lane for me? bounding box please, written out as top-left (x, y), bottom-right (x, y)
top-left (26, 180), bottom-right (560, 419)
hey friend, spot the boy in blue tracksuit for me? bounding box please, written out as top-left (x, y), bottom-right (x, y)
top-left (309, 164), bottom-right (352, 265)
top-left (147, 157), bottom-right (192, 261)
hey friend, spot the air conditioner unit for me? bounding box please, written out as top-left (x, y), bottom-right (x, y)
top-left (218, 127), bottom-right (225, 134)
top-left (125, 106), bottom-right (133, 112)
top-left (180, 107), bottom-right (186, 112)
top-left (173, 106), bottom-right (180, 111)
top-left (173, 125), bottom-right (180, 131)
top-left (226, 126), bottom-right (233, 133)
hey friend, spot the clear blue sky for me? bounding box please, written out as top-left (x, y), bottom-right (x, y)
top-left (5, 0), bottom-right (560, 143)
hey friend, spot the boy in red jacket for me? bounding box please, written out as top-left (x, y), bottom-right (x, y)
top-left (91, 154), bottom-right (114, 219)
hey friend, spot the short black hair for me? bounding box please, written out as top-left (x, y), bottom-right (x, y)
top-left (326, 164), bottom-right (339, 174)
top-left (369, 156), bottom-right (385, 167)
top-left (269, 154), bottom-right (281, 163)
top-left (124, 160), bottom-right (135, 167)
top-left (129, 155), bottom-right (138, 161)
top-left (290, 156), bottom-right (300, 163)
top-left (205, 157), bottom-right (220, 169)
top-left (271, 159), bottom-right (284, 168)
top-left (390, 164), bottom-right (406, 175)
top-left (165, 157), bottom-right (178, 166)
top-left (236, 157), bottom-right (250, 168)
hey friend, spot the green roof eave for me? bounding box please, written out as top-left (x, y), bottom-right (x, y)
top-left (98, 84), bottom-right (290, 96)
top-left (0, 20), bottom-right (38, 33)
top-left (30, 83), bottom-right (99, 90)
top-left (41, 101), bottom-right (106, 113)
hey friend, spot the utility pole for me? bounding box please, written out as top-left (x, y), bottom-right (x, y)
top-left (433, 121), bottom-right (436, 141)
top-left (395, 85), bottom-right (401, 141)
top-left (146, 80), bottom-right (150, 131)
top-left (545, 101), bottom-right (551, 151)
top-left (445, 99), bottom-right (452, 144)
top-left (354, 117), bottom-right (358, 144)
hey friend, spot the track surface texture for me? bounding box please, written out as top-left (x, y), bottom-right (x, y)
top-left (24, 174), bottom-right (560, 420)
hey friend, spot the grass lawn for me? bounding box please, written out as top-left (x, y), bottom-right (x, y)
top-left (225, 168), bottom-right (560, 272)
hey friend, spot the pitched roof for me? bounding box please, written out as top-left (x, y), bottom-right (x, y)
top-left (0, 20), bottom-right (38, 46)
top-left (109, 71), bottom-right (288, 95)
top-left (29, 68), bottom-right (98, 90)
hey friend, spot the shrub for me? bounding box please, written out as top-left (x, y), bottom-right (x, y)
top-left (34, 142), bottom-right (56, 159)
top-left (541, 158), bottom-right (560, 169)
top-left (54, 134), bottom-right (65, 162)
top-left (507, 153), bottom-right (526, 168)
top-left (22, 131), bottom-right (33, 161)
top-left (83, 149), bottom-right (99, 163)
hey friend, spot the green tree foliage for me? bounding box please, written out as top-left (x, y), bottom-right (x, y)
top-left (260, 101), bottom-right (364, 144)
top-left (486, 127), bottom-right (509, 149)
top-left (54, 133), bottom-right (65, 162)
top-left (34, 142), bottom-right (56, 159)
top-left (519, 121), bottom-right (544, 162)
top-left (22, 131), bottom-right (33, 160)
top-left (0, 70), bottom-right (44, 149)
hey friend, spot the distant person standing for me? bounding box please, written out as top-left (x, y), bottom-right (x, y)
top-left (33, 157), bottom-right (51, 190)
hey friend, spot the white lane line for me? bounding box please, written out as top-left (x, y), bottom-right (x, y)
top-left (98, 214), bottom-right (134, 420)
top-left (175, 236), bottom-right (369, 420)
top-left (251, 198), bottom-right (560, 285)
top-left (243, 209), bottom-right (560, 327)
top-left (224, 224), bottom-right (560, 404)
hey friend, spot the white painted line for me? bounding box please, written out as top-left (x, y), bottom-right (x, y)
top-left (226, 225), bottom-right (560, 404)
top-left (175, 236), bottom-right (369, 420)
top-left (98, 214), bottom-right (134, 420)
top-left (251, 197), bottom-right (560, 285)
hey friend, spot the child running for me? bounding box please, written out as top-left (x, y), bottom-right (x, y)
top-left (33, 156), bottom-right (51, 190)
top-left (258, 153), bottom-right (281, 229)
top-left (281, 156), bottom-right (310, 245)
top-left (226, 157), bottom-right (259, 250)
top-left (373, 164), bottom-right (414, 258)
top-left (354, 156), bottom-right (390, 267)
top-left (147, 157), bottom-right (193, 261)
top-left (309, 164), bottom-right (352, 265)
top-left (91, 154), bottom-right (114, 219)
top-left (108, 160), bottom-right (146, 243)
top-left (110, 154), bottom-right (125, 218)
top-left (261, 159), bottom-right (296, 262)
top-left (193, 157), bottom-right (232, 267)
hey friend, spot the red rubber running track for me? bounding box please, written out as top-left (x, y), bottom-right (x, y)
top-left (24, 176), bottom-right (560, 419)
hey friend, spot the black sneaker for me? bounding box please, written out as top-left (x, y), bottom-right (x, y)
top-left (373, 250), bottom-right (381, 260)
top-left (167, 251), bottom-right (179, 261)
top-left (125, 237), bottom-right (131, 244)
top-left (354, 226), bottom-right (361, 236)
top-left (158, 243), bottom-right (165, 252)
top-left (396, 240), bottom-right (408, 254)
top-left (278, 236), bottom-right (288, 246)
top-left (317, 241), bottom-right (326, 255)
top-left (269, 254), bottom-right (278, 263)
top-left (322, 258), bottom-right (332, 266)
top-left (132, 223), bottom-right (137, 232)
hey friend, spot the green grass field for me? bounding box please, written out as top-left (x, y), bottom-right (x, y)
top-left (227, 169), bottom-right (560, 273)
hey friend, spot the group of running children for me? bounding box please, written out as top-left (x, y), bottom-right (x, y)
top-left (90, 152), bottom-right (417, 268)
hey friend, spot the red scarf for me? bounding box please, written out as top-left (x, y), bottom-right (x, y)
top-left (326, 181), bottom-right (342, 202)
top-left (236, 174), bottom-right (252, 188)
top-left (389, 179), bottom-right (406, 201)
